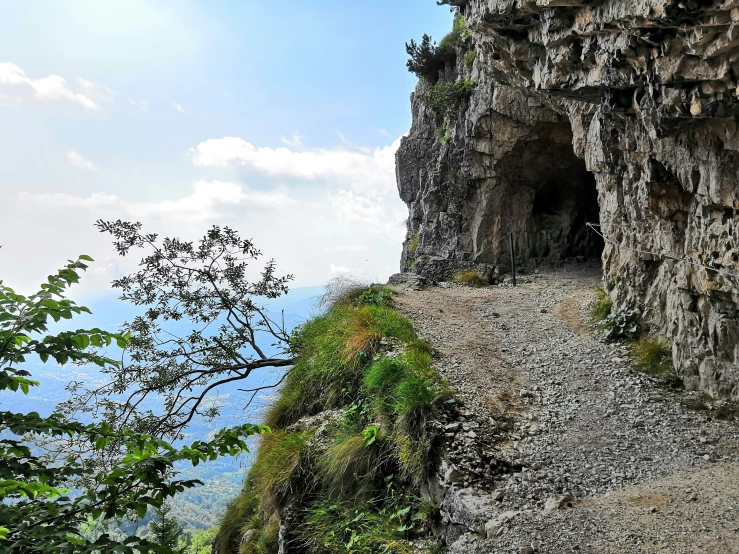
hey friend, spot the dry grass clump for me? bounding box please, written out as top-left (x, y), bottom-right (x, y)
top-left (342, 308), bottom-right (383, 363)
top-left (630, 336), bottom-right (681, 388)
top-left (454, 270), bottom-right (487, 287)
top-left (317, 275), bottom-right (369, 311)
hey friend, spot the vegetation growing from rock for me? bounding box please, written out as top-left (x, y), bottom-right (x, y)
top-left (405, 17), bottom-right (471, 82)
top-left (600, 308), bottom-right (640, 341)
top-left (422, 79), bottom-right (476, 122)
top-left (214, 284), bottom-right (449, 553)
top-left (590, 287), bottom-right (613, 323)
top-left (630, 337), bottom-right (682, 389)
top-left (409, 232), bottom-right (419, 257)
top-left (453, 270), bottom-right (487, 287)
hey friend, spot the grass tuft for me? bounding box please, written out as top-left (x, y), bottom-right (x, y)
top-left (409, 233), bottom-right (419, 256)
top-left (630, 336), bottom-right (672, 375)
top-left (250, 431), bottom-right (312, 510)
top-left (213, 488), bottom-right (260, 554)
top-left (321, 430), bottom-right (390, 498)
top-left (630, 336), bottom-right (681, 389)
top-left (454, 270), bottom-right (487, 287)
top-left (343, 308), bottom-right (383, 363)
top-left (590, 286), bottom-right (613, 322)
top-left (295, 497), bottom-right (419, 554)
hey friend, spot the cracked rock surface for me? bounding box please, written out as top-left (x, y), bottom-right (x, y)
top-left (397, 0), bottom-right (739, 397)
top-left (392, 266), bottom-right (739, 553)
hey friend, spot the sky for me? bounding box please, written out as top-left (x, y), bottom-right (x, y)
top-left (0, 0), bottom-right (453, 297)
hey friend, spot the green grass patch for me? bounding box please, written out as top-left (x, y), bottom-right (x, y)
top-left (219, 289), bottom-right (448, 553)
top-left (249, 431), bottom-right (313, 510)
top-left (454, 269), bottom-right (487, 287)
top-left (295, 493), bottom-right (425, 554)
top-left (409, 232), bottom-right (419, 257)
top-left (590, 287), bottom-right (613, 322)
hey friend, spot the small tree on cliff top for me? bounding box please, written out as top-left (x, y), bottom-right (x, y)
top-left (61, 220), bottom-right (296, 441)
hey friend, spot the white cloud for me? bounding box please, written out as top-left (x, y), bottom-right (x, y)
top-left (172, 101), bottom-right (184, 113)
top-left (336, 130), bottom-right (351, 145)
top-left (330, 189), bottom-right (406, 243)
top-left (67, 150), bottom-right (98, 171)
top-left (127, 97), bottom-right (149, 111)
top-left (8, 134), bottom-right (408, 295)
top-left (378, 128), bottom-right (392, 137)
top-left (19, 180), bottom-right (293, 221)
top-left (330, 264), bottom-right (352, 274)
top-left (77, 78), bottom-right (116, 105)
top-left (326, 245), bottom-right (368, 252)
top-left (0, 62), bottom-right (113, 109)
top-left (190, 136), bottom-right (401, 195)
top-left (280, 132), bottom-right (304, 148)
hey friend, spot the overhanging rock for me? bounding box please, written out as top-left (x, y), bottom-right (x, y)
top-left (397, 0), bottom-right (739, 398)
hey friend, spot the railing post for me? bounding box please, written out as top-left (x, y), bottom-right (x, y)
top-left (509, 233), bottom-right (517, 287)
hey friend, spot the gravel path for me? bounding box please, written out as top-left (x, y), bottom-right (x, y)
top-left (393, 265), bottom-right (739, 554)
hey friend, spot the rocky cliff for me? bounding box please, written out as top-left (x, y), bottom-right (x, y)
top-left (397, 0), bottom-right (739, 398)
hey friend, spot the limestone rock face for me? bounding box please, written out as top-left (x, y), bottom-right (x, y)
top-left (397, 0), bottom-right (739, 397)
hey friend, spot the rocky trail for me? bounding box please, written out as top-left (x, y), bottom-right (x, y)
top-left (392, 265), bottom-right (739, 554)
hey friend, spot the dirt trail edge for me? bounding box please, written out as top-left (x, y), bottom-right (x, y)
top-left (392, 265), bottom-right (739, 554)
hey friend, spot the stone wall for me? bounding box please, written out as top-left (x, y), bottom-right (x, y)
top-left (396, 0), bottom-right (739, 398)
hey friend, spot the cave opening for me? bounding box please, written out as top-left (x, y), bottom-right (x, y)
top-left (471, 116), bottom-right (604, 270)
top-left (526, 160), bottom-right (604, 262)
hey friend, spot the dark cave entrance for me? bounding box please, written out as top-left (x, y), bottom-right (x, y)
top-left (471, 116), bottom-right (605, 270)
top-left (525, 160), bottom-right (604, 261)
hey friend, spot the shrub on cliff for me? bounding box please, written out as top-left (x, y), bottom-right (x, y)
top-left (405, 33), bottom-right (455, 82)
top-left (0, 257), bottom-right (266, 553)
top-left (405, 17), bottom-right (472, 82)
top-left (422, 78), bottom-right (476, 122)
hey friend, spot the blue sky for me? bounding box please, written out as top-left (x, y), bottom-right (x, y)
top-left (0, 0), bottom-right (453, 295)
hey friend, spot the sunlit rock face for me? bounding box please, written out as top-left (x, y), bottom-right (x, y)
top-left (396, 0), bottom-right (739, 397)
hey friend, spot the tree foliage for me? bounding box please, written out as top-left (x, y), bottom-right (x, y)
top-left (0, 256), bottom-right (266, 552)
top-left (405, 17), bottom-right (472, 81)
top-left (62, 221), bottom-right (295, 442)
top-left (150, 503), bottom-right (184, 550)
top-left (405, 33), bottom-right (455, 82)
